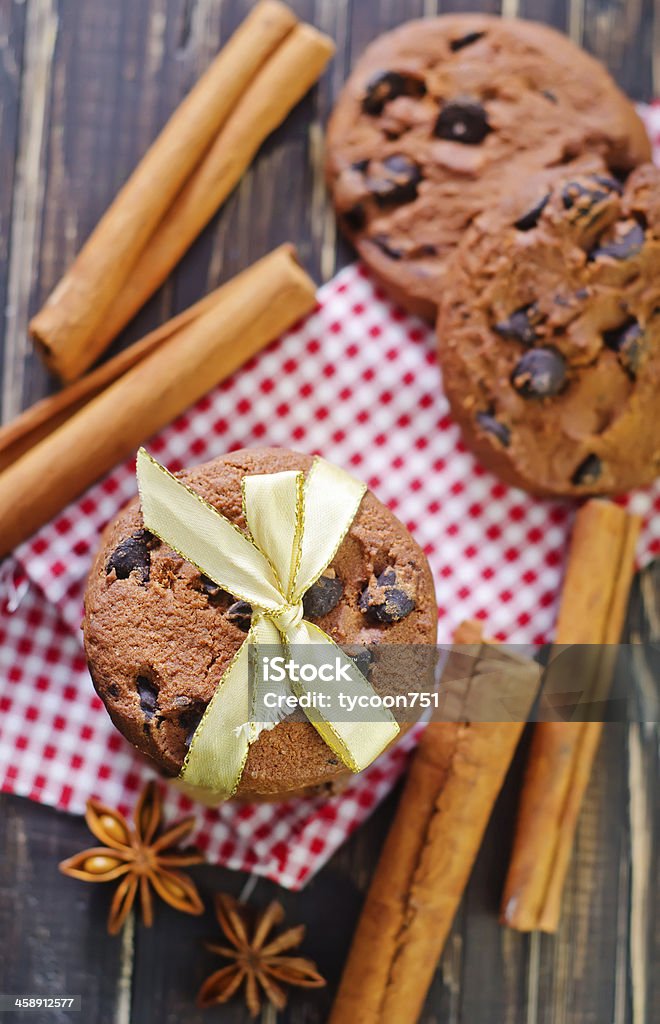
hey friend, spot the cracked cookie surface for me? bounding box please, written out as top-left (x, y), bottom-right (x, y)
top-left (437, 163), bottom-right (660, 496)
top-left (326, 14), bottom-right (650, 319)
top-left (84, 448), bottom-right (437, 798)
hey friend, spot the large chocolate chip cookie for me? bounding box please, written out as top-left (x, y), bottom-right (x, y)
top-left (83, 449), bottom-right (437, 799)
top-left (437, 163), bottom-right (660, 497)
top-left (326, 15), bottom-right (650, 319)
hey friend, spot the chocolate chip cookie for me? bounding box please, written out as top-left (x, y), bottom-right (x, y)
top-left (83, 448), bottom-right (437, 799)
top-left (437, 162), bottom-right (660, 496)
top-left (326, 15), bottom-right (651, 319)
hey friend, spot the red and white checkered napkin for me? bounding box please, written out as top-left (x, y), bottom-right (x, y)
top-left (2, 106), bottom-right (659, 891)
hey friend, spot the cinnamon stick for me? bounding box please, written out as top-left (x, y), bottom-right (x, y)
top-left (501, 500), bottom-right (641, 933)
top-left (0, 288), bottom-right (224, 473)
top-left (28, 6), bottom-right (331, 382)
top-left (329, 623), bottom-right (538, 1024)
top-left (0, 245), bottom-right (316, 557)
top-left (92, 23), bottom-right (335, 353)
top-left (29, 1), bottom-right (299, 382)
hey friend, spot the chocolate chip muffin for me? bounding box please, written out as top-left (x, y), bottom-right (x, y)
top-left (326, 14), bottom-right (650, 319)
top-left (437, 162), bottom-right (660, 497)
top-left (83, 448), bottom-right (437, 799)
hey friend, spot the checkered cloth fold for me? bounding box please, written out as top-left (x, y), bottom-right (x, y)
top-left (1, 104), bottom-right (659, 890)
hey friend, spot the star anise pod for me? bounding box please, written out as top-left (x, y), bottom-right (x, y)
top-left (59, 780), bottom-right (204, 934)
top-left (197, 893), bottom-right (326, 1016)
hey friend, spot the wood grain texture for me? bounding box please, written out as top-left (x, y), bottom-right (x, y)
top-left (1, 0), bottom-right (56, 419)
top-left (0, 797), bottom-right (126, 1023)
top-left (517, 0), bottom-right (568, 29)
top-left (0, 1), bottom-right (657, 1022)
top-left (0, 0), bottom-right (26, 393)
top-left (625, 562), bottom-right (660, 1024)
top-left (582, 0), bottom-right (655, 100)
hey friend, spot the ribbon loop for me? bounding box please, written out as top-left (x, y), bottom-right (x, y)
top-left (136, 448), bottom-right (401, 800)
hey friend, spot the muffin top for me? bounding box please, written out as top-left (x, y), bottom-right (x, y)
top-left (83, 448), bottom-right (438, 797)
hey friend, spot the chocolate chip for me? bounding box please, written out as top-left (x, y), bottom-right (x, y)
top-left (196, 574), bottom-right (233, 607)
top-left (604, 318), bottom-right (644, 377)
top-left (226, 600), bottom-right (252, 632)
top-left (106, 531), bottom-right (151, 583)
top-left (303, 574), bottom-right (344, 619)
top-left (371, 234), bottom-right (404, 260)
top-left (180, 704), bottom-right (206, 750)
top-left (359, 568), bottom-right (416, 624)
top-left (560, 178), bottom-right (613, 216)
top-left (590, 222), bottom-right (645, 261)
top-left (449, 31), bottom-right (485, 51)
top-left (493, 305), bottom-right (540, 345)
top-left (351, 158), bottom-right (370, 173)
top-left (514, 194), bottom-right (550, 231)
top-left (511, 347), bottom-right (566, 398)
top-left (476, 411), bottom-right (510, 447)
top-left (368, 155), bottom-right (421, 207)
top-left (342, 204), bottom-right (367, 233)
top-left (345, 645), bottom-right (374, 679)
top-left (571, 454), bottom-right (602, 486)
top-left (136, 676), bottom-right (159, 720)
top-left (108, 684), bottom-right (119, 698)
top-left (362, 71), bottom-right (426, 116)
top-left (200, 574), bottom-right (222, 598)
top-left (434, 100), bottom-right (491, 145)
top-left (560, 181), bottom-right (605, 208)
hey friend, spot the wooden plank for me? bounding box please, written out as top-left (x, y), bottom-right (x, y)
top-left (0, 794), bottom-right (125, 1022)
top-left (1, 0), bottom-right (56, 422)
top-left (624, 562), bottom-right (660, 1024)
top-left (532, 727), bottom-right (630, 1024)
top-left (581, 0), bottom-right (654, 101)
top-left (455, 736), bottom-right (532, 1024)
top-left (174, 0), bottom-right (324, 307)
top-left (435, 0), bottom-right (503, 13)
top-left (0, 0), bottom-right (26, 393)
top-left (22, 0), bottom-right (201, 376)
top-left (517, 0), bottom-right (569, 29)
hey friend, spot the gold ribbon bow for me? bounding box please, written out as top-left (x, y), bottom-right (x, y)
top-left (136, 449), bottom-right (399, 800)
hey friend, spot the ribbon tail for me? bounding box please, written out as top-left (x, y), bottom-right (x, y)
top-left (248, 616), bottom-right (293, 736)
top-left (179, 618), bottom-right (292, 800)
top-left (178, 638), bottom-right (253, 800)
top-left (286, 621), bottom-right (400, 773)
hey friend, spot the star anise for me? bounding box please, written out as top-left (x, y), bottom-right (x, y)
top-left (59, 780), bottom-right (204, 934)
top-left (197, 893), bottom-right (326, 1016)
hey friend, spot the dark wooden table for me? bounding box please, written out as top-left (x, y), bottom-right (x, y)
top-left (0, 2), bottom-right (658, 1022)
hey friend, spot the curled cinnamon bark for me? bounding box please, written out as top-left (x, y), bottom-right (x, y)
top-left (29, 2), bottom-right (332, 381)
top-left (0, 245), bottom-right (316, 557)
top-left (501, 499), bottom-right (641, 932)
top-left (329, 622), bottom-right (539, 1024)
top-left (93, 23), bottom-right (335, 352)
top-left (0, 288), bottom-right (223, 472)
